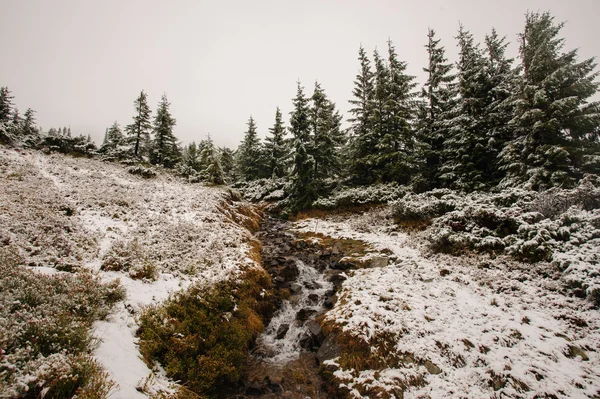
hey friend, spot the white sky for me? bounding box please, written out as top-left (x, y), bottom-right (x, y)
top-left (1, 0), bottom-right (599, 149)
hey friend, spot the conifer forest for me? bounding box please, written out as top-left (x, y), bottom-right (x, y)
top-left (1, 8), bottom-right (600, 399)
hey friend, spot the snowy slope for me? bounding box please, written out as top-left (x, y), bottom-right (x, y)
top-left (1, 148), bottom-right (258, 398)
top-left (295, 209), bottom-right (600, 398)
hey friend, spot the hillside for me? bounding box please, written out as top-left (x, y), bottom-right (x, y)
top-left (0, 147), bottom-right (262, 398)
top-left (2, 147), bottom-right (600, 399)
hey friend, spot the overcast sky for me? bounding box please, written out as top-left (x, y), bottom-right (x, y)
top-left (1, 0), bottom-right (599, 148)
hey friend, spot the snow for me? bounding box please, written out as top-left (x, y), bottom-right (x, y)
top-left (1, 148), bottom-right (259, 397)
top-left (294, 208), bottom-right (600, 398)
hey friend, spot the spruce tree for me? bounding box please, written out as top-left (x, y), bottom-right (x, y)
top-left (21, 108), bottom-right (39, 146)
top-left (500, 12), bottom-right (600, 188)
top-left (179, 141), bottom-right (202, 177)
top-left (369, 48), bottom-right (390, 181)
top-left (415, 29), bottom-right (456, 191)
top-left (289, 81), bottom-right (315, 209)
top-left (348, 45), bottom-right (376, 184)
top-left (380, 39), bottom-right (418, 183)
top-left (200, 135), bottom-right (225, 184)
top-left (440, 25), bottom-right (490, 191)
top-left (264, 107), bottom-right (288, 178)
top-left (100, 122), bottom-right (124, 153)
top-left (150, 94), bottom-right (180, 167)
top-left (311, 82), bottom-right (344, 181)
top-left (220, 147), bottom-right (236, 182)
top-left (0, 87), bottom-right (14, 124)
top-left (126, 90), bottom-right (152, 157)
top-left (483, 29), bottom-right (516, 184)
top-left (235, 116), bottom-right (264, 181)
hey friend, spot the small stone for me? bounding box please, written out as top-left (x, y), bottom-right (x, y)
top-left (316, 335), bottom-right (342, 364)
top-left (276, 324), bottom-right (290, 339)
top-left (440, 268), bottom-right (451, 277)
top-left (296, 308), bottom-right (317, 321)
top-left (424, 360), bottom-right (442, 374)
top-left (290, 283), bottom-right (303, 294)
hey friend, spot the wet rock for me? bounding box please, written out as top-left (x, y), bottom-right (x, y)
top-left (282, 259), bottom-right (299, 280)
top-left (296, 308), bottom-right (317, 321)
top-left (304, 280), bottom-right (323, 290)
top-left (290, 283), bottom-right (303, 294)
top-left (299, 332), bottom-right (314, 350)
top-left (276, 323), bottom-right (290, 339)
top-left (331, 259), bottom-right (354, 270)
top-left (307, 293), bottom-right (320, 304)
top-left (273, 276), bottom-right (286, 285)
top-left (246, 377), bottom-right (269, 395)
top-left (306, 319), bottom-right (324, 346)
top-left (323, 289), bottom-right (336, 309)
top-left (329, 271), bottom-right (347, 288)
top-left (317, 335), bottom-right (342, 364)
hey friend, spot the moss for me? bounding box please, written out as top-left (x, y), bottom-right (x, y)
top-left (138, 267), bottom-right (276, 398)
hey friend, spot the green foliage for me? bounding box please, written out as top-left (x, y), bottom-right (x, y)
top-left (288, 82), bottom-right (317, 210)
top-left (40, 134), bottom-right (96, 156)
top-left (0, 246), bottom-right (124, 397)
top-left (235, 116), bottom-right (267, 181)
top-left (199, 135), bottom-right (225, 184)
top-left (264, 107), bottom-right (289, 178)
top-left (125, 90), bottom-right (153, 157)
top-left (138, 268), bottom-right (276, 397)
top-left (150, 94), bottom-right (180, 168)
top-left (500, 11), bottom-right (600, 189)
top-left (99, 121), bottom-right (124, 154)
top-left (415, 30), bottom-right (456, 191)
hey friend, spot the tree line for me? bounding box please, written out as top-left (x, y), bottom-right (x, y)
top-left (235, 11), bottom-right (600, 209)
top-left (2, 11), bottom-right (599, 207)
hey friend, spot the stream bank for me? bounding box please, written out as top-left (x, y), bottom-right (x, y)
top-left (236, 216), bottom-right (359, 399)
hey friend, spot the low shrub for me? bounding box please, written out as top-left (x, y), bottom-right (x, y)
top-left (390, 189), bottom-right (459, 224)
top-left (0, 245), bottom-right (124, 398)
top-left (236, 178), bottom-right (289, 202)
top-left (138, 267), bottom-right (276, 397)
top-left (314, 183), bottom-right (408, 210)
top-left (127, 165), bottom-right (157, 179)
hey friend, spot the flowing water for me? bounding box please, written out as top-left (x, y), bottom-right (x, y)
top-left (255, 259), bottom-right (333, 363)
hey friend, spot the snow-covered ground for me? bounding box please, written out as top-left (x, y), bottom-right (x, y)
top-left (1, 148), bottom-right (259, 397)
top-left (295, 209), bottom-right (600, 398)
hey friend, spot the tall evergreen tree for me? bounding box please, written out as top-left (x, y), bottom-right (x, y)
top-left (264, 107), bottom-right (288, 178)
top-left (311, 82), bottom-right (344, 181)
top-left (150, 94), bottom-right (180, 167)
top-left (21, 108), bottom-right (39, 146)
top-left (100, 121), bottom-right (124, 152)
top-left (126, 90), bottom-right (152, 157)
top-left (483, 29), bottom-right (516, 184)
top-left (0, 87), bottom-right (14, 124)
top-left (441, 25), bottom-right (491, 190)
top-left (380, 39), bottom-right (418, 183)
top-left (415, 29), bottom-right (456, 191)
top-left (289, 82), bottom-right (315, 209)
top-left (199, 135), bottom-right (225, 184)
top-left (178, 141), bottom-right (202, 177)
top-left (348, 45), bottom-right (376, 184)
top-left (220, 147), bottom-right (236, 182)
top-left (235, 116), bottom-right (264, 181)
top-left (500, 12), bottom-right (600, 188)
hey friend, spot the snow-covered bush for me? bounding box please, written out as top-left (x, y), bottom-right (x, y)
top-left (0, 246), bottom-right (124, 398)
top-left (390, 189), bottom-right (459, 223)
top-left (127, 165), bottom-right (157, 179)
top-left (237, 178), bottom-right (289, 202)
top-left (404, 182), bottom-right (600, 304)
top-left (314, 183), bottom-right (408, 209)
